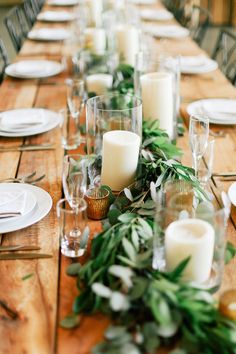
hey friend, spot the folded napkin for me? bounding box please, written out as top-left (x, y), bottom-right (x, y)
top-left (0, 191), bottom-right (26, 218)
top-left (180, 55), bottom-right (206, 68)
top-left (38, 11), bottom-right (75, 21)
top-left (29, 28), bottom-right (71, 40)
top-left (140, 9), bottom-right (173, 21)
top-left (0, 111), bottom-right (45, 132)
top-left (144, 24), bottom-right (189, 38)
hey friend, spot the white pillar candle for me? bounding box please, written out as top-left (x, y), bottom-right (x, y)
top-left (140, 72), bottom-right (174, 139)
top-left (86, 74), bottom-right (113, 95)
top-left (101, 130), bottom-right (141, 191)
top-left (165, 218), bottom-right (215, 283)
top-left (84, 28), bottom-right (106, 55)
top-left (86, 0), bottom-right (103, 27)
top-left (115, 25), bottom-right (140, 67)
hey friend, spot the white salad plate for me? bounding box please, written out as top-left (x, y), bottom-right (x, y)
top-left (5, 60), bottom-right (63, 79)
top-left (228, 182), bottom-right (236, 207)
top-left (0, 184), bottom-right (52, 234)
top-left (144, 24), bottom-right (190, 38)
top-left (37, 11), bottom-right (75, 22)
top-left (0, 108), bottom-right (61, 137)
top-left (28, 28), bottom-right (71, 41)
top-left (140, 9), bottom-right (173, 21)
top-left (187, 99), bottom-right (236, 125)
top-left (180, 55), bottom-right (218, 74)
top-left (48, 0), bottom-right (79, 6)
top-left (0, 185), bottom-right (37, 225)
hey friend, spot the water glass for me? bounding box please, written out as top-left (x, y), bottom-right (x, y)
top-left (57, 198), bottom-right (89, 258)
top-left (62, 154), bottom-right (88, 209)
top-left (86, 93), bottom-right (142, 155)
top-left (59, 108), bottom-right (80, 150)
top-left (189, 115), bottom-right (209, 178)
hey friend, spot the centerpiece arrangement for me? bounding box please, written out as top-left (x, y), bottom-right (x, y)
top-left (60, 1), bottom-right (236, 353)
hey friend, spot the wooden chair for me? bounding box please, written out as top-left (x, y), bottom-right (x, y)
top-left (212, 29), bottom-right (236, 86)
top-left (0, 39), bottom-right (9, 84)
top-left (4, 6), bottom-right (29, 52)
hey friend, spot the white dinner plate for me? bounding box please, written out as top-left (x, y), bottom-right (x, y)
top-left (180, 55), bottom-right (218, 74)
top-left (128, 0), bottom-right (157, 4)
top-left (48, 0), bottom-right (79, 5)
top-left (228, 182), bottom-right (236, 207)
top-left (0, 185), bottom-right (37, 224)
top-left (28, 28), bottom-right (71, 41)
top-left (5, 60), bottom-right (63, 79)
top-left (37, 11), bottom-right (75, 22)
top-left (140, 9), bottom-right (173, 21)
top-left (144, 24), bottom-right (190, 38)
top-left (0, 184), bottom-right (52, 234)
top-left (0, 108), bottom-right (61, 137)
top-left (187, 99), bottom-right (236, 125)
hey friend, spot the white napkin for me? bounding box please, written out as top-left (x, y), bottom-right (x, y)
top-left (128, 0), bottom-right (157, 4)
top-left (29, 28), bottom-right (71, 40)
top-left (200, 100), bottom-right (236, 121)
top-left (38, 11), bottom-right (75, 21)
top-left (0, 111), bottom-right (45, 132)
top-left (180, 55), bottom-right (206, 68)
top-left (140, 9), bottom-right (173, 21)
top-left (0, 191), bottom-right (26, 218)
top-left (144, 24), bottom-right (189, 38)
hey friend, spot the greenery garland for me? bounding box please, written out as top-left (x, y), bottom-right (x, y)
top-left (62, 58), bottom-right (236, 353)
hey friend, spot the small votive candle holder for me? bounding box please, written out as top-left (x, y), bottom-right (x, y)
top-left (85, 187), bottom-right (110, 220)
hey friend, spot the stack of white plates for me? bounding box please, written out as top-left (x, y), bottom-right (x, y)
top-left (28, 28), bottom-right (71, 41)
top-left (180, 55), bottom-right (218, 74)
top-left (144, 24), bottom-right (190, 38)
top-left (0, 108), bottom-right (61, 137)
top-left (5, 60), bottom-right (63, 79)
top-left (37, 11), bottom-right (76, 22)
top-left (187, 99), bottom-right (236, 125)
top-left (0, 184), bottom-right (52, 234)
top-left (140, 9), bottom-right (173, 21)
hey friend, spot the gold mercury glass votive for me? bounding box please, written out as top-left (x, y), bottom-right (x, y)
top-left (219, 290), bottom-right (236, 321)
top-left (85, 187), bottom-right (110, 220)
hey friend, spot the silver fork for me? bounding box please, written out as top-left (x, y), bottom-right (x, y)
top-left (0, 171), bottom-right (45, 184)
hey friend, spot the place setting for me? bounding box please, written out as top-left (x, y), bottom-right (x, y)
top-left (143, 24), bottom-right (190, 38)
top-left (5, 60), bottom-right (64, 79)
top-left (0, 181), bottom-right (52, 234)
top-left (179, 55), bottom-right (218, 74)
top-left (140, 8), bottom-right (173, 21)
top-left (28, 27), bottom-right (72, 41)
top-left (0, 108), bottom-right (61, 137)
top-left (47, 0), bottom-right (80, 6)
top-left (37, 11), bottom-right (76, 22)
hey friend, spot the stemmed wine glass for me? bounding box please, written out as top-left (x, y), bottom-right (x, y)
top-left (62, 154), bottom-right (87, 237)
top-left (189, 115), bottom-right (209, 178)
top-left (66, 79), bottom-right (85, 143)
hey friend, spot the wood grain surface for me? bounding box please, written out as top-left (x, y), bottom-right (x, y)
top-left (0, 1), bottom-right (236, 354)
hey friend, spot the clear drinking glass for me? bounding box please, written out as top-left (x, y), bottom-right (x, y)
top-left (86, 93), bottom-right (142, 155)
top-left (62, 154), bottom-right (88, 209)
top-left (134, 52), bottom-right (180, 141)
top-left (189, 115), bottom-right (209, 178)
top-left (66, 78), bottom-right (85, 119)
top-left (57, 198), bottom-right (89, 258)
top-left (59, 108), bottom-right (80, 150)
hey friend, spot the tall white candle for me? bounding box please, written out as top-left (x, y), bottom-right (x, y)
top-left (101, 130), bottom-right (141, 191)
top-left (140, 72), bottom-right (174, 139)
top-left (165, 218), bottom-right (215, 283)
top-left (115, 25), bottom-right (140, 67)
top-left (84, 28), bottom-right (106, 55)
top-left (86, 0), bottom-right (103, 27)
top-left (86, 74), bottom-right (113, 95)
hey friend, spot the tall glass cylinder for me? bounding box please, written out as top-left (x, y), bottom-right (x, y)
top-left (86, 93), bottom-right (142, 155)
top-left (134, 52), bottom-right (180, 141)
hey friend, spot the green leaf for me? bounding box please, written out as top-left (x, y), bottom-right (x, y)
top-left (167, 257), bottom-right (191, 281)
top-left (108, 209), bottom-right (122, 225)
top-left (118, 213), bottom-right (137, 224)
top-left (22, 273), bottom-right (34, 281)
top-left (66, 263), bottom-right (81, 277)
top-left (225, 242), bottom-right (236, 264)
top-left (60, 314), bottom-right (80, 329)
top-left (122, 237), bottom-right (136, 262)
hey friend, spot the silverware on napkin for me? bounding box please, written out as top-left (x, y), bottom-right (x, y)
top-left (0, 245), bottom-right (41, 252)
top-left (0, 253), bottom-right (52, 260)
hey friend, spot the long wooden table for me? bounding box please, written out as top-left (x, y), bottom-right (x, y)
top-left (1, 2), bottom-right (236, 353)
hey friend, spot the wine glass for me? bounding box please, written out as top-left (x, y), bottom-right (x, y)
top-left (62, 154), bottom-right (87, 209)
top-left (189, 115), bottom-right (209, 178)
top-left (66, 78), bottom-right (85, 119)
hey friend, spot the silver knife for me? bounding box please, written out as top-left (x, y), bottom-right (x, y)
top-left (0, 253), bottom-right (52, 260)
top-left (0, 245), bottom-right (41, 252)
